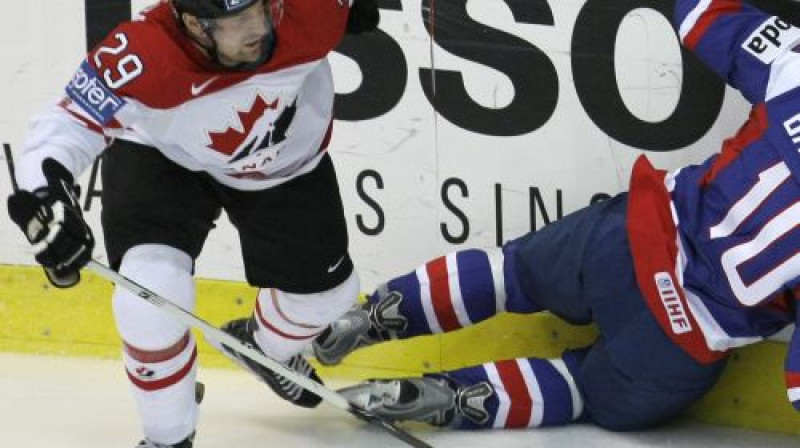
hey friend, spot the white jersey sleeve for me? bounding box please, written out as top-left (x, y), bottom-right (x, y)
top-left (16, 103), bottom-right (108, 192)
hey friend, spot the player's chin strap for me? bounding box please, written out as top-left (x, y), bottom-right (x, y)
top-left (85, 260), bottom-right (434, 448)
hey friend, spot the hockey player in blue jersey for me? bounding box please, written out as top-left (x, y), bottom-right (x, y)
top-left (313, 0), bottom-right (800, 431)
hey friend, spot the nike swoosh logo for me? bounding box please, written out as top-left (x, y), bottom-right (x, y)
top-left (327, 255), bottom-right (346, 273)
top-left (191, 76), bottom-right (219, 96)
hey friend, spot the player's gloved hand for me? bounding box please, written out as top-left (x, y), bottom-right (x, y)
top-left (347, 0), bottom-right (379, 34)
top-left (7, 158), bottom-right (94, 288)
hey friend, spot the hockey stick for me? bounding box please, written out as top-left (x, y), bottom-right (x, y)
top-left (4, 143), bottom-right (19, 192)
top-left (3, 143), bottom-right (433, 448)
top-left (85, 260), bottom-right (434, 448)
top-left (3, 147), bottom-right (431, 448)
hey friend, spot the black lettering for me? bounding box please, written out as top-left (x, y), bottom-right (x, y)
top-left (761, 25), bottom-right (782, 46)
top-left (748, 36), bottom-right (767, 53)
top-left (776, 18), bottom-right (791, 30)
top-left (420, 0), bottom-right (558, 136)
top-left (356, 170), bottom-right (385, 236)
top-left (440, 178), bottom-right (470, 244)
top-left (334, 0), bottom-right (407, 120)
top-left (529, 187), bottom-right (563, 231)
top-left (572, 0), bottom-right (725, 151)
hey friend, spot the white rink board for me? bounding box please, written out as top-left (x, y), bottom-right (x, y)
top-left (0, 1), bottom-right (752, 288)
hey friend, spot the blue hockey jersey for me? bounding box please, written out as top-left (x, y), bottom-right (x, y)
top-left (627, 0), bottom-right (800, 410)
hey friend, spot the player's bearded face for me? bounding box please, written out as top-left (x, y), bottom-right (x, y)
top-left (212, 0), bottom-right (272, 66)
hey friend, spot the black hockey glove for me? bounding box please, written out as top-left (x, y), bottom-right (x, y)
top-left (7, 158), bottom-right (94, 288)
top-left (346, 0), bottom-right (380, 34)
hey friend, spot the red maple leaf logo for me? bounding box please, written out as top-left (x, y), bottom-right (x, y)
top-left (208, 95), bottom-right (278, 155)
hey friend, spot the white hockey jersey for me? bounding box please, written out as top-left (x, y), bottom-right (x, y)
top-left (17, 0), bottom-right (350, 192)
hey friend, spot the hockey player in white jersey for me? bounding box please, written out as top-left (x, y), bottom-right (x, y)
top-left (6, 0), bottom-right (378, 446)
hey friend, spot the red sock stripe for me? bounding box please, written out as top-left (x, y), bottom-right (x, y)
top-left (124, 332), bottom-right (191, 363)
top-left (127, 347), bottom-right (197, 392)
top-left (255, 298), bottom-right (321, 341)
top-left (426, 257), bottom-right (461, 331)
top-left (495, 360), bottom-right (533, 428)
top-left (268, 289), bottom-right (319, 329)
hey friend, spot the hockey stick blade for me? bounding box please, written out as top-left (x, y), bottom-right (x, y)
top-left (85, 260), bottom-right (434, 448)
top-left (348, 405), bottom-right (434, 448)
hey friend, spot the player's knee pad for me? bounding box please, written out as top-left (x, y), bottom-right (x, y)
top-left (113, 244), bottom-right (195, 349)
top-left (251, 269), bottom-right (360, 360)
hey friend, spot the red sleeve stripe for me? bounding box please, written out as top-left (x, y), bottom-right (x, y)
top-left (684, 0), bottom-right (743, 50)
top-left (61, 104), bottom-right (104, 134)
top-left (699, 103), bottom-right (768, 186)
top-left (61, 103), bottom-right (124, 133)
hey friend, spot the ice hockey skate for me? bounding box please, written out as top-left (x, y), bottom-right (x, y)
top-left (135, 432), bottom-right (195, 448)
top-left (210, 317), bottom-right (323, 408)
top-left (313, 287), bottom-right (408, 366)
top-left (337, 376), bottom-right (495, 427)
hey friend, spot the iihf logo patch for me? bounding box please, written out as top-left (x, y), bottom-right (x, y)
top-left (653, 272), bottom-right (692, 335)
top-left (656, 277), bottom-right (672, 290)
top-left (224, 0), bottom-right (246, 10)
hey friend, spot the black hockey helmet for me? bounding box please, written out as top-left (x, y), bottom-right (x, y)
top-left (172, 0), bottom-right (260, 20)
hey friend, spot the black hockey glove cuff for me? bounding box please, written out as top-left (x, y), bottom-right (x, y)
top-left (347, 0), bottom-right (380, 34)
top-left (7, 158), bottom-right (94, 288)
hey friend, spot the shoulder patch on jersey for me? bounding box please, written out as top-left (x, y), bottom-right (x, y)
top-left (65, 60), bottom-right (126, 125)
top-left (743, 16), bottom-right (800, 64)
